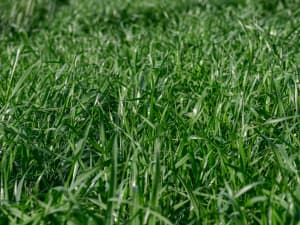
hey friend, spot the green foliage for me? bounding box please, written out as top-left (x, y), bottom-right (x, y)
top-left (0, 0), bottom-right (300, 224)
top-left (0, 0), bottom-right (69, 32)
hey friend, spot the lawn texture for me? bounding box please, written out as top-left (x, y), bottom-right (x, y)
top-left (0, 0), bottom-right (300, 224)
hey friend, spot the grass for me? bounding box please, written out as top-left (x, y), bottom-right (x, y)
top-left (0, 0), bottom-right (300, 224)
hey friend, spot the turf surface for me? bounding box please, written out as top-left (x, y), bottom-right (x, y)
top-left (0, 0), bottom-right (300, 224)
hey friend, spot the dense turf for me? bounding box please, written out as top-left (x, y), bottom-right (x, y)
top-left (0, 0), bottom-right (300, 224)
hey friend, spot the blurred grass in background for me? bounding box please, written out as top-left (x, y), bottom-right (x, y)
top-left (0, 0), bottom-right (68, 32)
top-left (0, 0), bottom-right (294, 33)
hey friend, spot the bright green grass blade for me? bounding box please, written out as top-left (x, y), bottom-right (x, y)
top-left (105, 135), bottom-right (118, 225)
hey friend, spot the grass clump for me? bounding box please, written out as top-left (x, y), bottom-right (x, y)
top-left (0, 0), bottom-right (300, 224)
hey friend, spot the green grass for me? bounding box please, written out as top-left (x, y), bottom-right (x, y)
top-left (0, 0), bottom-right (300, 224)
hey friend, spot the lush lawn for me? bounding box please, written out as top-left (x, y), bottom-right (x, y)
top-left (0, 0), bottom-right (300, 224)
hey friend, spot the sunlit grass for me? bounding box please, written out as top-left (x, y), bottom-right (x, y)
top-left (0, 0), bottom-right (300, 224)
